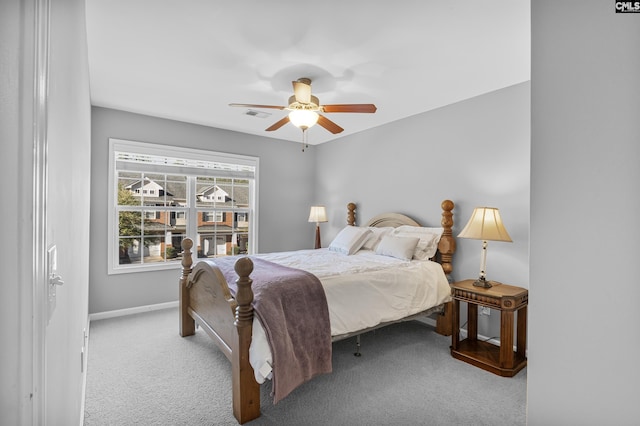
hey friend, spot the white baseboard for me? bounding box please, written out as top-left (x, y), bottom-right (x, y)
top-left (89, 301), bottom-right (179, 321)
top-left (458, 328), bottom-right (501, 346)
top-left (416, 317), bottom-right (503, 346)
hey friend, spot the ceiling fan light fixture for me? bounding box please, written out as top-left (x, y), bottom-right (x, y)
top-left (288, 109), bottom-right (319, 130)
top-left (230, 77), bottom-right (376, 136)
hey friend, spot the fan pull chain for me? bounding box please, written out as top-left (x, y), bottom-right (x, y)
top-left (301, 128), bottom-right (310, 152)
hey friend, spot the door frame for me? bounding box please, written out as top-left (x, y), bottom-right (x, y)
top-left (30, 0), bottom-right (51, 423)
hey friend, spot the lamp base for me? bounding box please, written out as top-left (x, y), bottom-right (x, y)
top-left (314, 225), bottom-right (321, 249)
top-left (472, 277), bottom-right (493, 288)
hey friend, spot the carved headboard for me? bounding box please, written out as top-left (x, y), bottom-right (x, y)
top-left (345, 200), bottom-right (455, 278)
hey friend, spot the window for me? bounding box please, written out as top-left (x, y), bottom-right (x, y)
top-left (108, 139), bottom-right (259, 274)
top-left (202, 211), bottom-right (224, 223)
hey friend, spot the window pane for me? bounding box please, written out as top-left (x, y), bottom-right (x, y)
top-left (119, 237), bottom-right (141, 265)
top-left (233, 211), bottom-right (250, 232)
top-left (140, 237), bottom-right (164, 263)
top-left (118, 172), bottom-right (142, 206)
top-left (236, 233), bottom-right (249, 255)
top-left (118, 210), bottom-right (141, 236)
top-left (165, 174), bottom-right (187, 207)
top-left (230, 179), bottom-right (250, 209)
top-left (197, 233), bottom-right (231, 258)
top-left (200, 210), bottom-right (214, 223)
top-left (142, 213), bottom-right (165, 238)
top-left (173, 211), bottom-right (187, 229)
top-left (142, 173), bottom-right (165, 206)
top-left (196, 176), bottom-right (221, 207)
top-left (165, 233), bottom-right (185, 260)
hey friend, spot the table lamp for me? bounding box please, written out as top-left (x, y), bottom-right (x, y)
top-left (458, 207), bottom-right (512, 288)
top-left (308, 206), bottom-right (328, 249)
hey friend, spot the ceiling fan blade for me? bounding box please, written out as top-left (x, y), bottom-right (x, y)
top-left (317, 114), bottom-right (344, 134)
top-left (292, 79), bottom-right (312, 104)
top-left (265, 116), bottom-right (290, 131)
top-left (321, 104), bottom-right (377, 113)
top-left (229, 103), bottom-right (286, 110)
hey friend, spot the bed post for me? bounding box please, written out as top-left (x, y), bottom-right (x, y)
top-left (347, 202), bottom-right (356, 226)
top-left (437, 200), bottom-right (455, 277)
top-left (179, 238), bottom-right (195, 337)
top-left (232, 257), bottom-right (260, 424)
top-left (436, 200), bottom-right (456, 336)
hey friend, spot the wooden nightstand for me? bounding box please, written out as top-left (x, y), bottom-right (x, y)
top-left (450, 279), bottom-right (528, 377)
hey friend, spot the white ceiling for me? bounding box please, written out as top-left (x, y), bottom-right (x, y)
top-left (85, 0), bottom-right (530, 145)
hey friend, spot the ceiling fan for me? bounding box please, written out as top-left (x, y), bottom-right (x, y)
top-left (229, 78), bottom-right (377, 135)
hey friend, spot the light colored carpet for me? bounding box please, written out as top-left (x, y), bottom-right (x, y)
top-left (84, 307), bottom-right (526, 425)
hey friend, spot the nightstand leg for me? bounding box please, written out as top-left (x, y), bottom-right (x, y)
top-left (467, 303), bottom-right (478, 341)
top-left (500, 310), bottom-right (515, 369)
top-left (517, 306), bottom-right (527, 359)
top-left (452, 299), bottom-right (460, 350)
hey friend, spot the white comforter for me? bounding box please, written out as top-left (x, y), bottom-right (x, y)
top-left (248, 248), bottom-right (452, 383)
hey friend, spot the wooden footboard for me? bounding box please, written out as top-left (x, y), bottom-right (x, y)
top-left (179, 239), bottom-right (260, 424)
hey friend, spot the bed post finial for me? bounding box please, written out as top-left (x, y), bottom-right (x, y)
top-left (234, 257), bottom-right (254, 328)
top-left (181, 237), bottom-right (193, 271)
top-left (179, 238), bottom-right (195, 337)
top-left (347, 202), bottom-right (356, 226)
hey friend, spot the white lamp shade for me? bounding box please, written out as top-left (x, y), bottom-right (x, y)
top-left (458, 207), bottom-right (512, 242)
top-left (308, 206), bottom-right (328, 223)
top-left (289, 110), bottom-right (319, 129)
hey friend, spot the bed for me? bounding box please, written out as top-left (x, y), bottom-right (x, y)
top-left (179, 200), bottom-right (456, 424)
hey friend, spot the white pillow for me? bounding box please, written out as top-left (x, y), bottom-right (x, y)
top-left (392, 225), bottom-right (444, 260)
top-left (361, 227), bottom-right (394, 250)
top-left (328, 226), bottom-right (372, 255)
top-left (375, 235), bottom-right (420, 261)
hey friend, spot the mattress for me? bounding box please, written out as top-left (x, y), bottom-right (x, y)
top-left (248, 248), bottom-right (452, 383)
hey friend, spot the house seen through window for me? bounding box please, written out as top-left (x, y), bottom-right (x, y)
top-left (109, 139), bottom-right (258, 274)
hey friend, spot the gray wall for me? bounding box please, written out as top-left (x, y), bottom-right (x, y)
top-left (1, 0), bottom-right (92, 424)
top-left (89, 83), bottom-right (530, 330)
top-left (89, 107), bottom-right (317, 313)
top-left (528, 1), bottom-right (640, 424)
top-left (316, 82), bottom-right (531, 335)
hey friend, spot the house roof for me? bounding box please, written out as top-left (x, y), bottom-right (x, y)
top-left (120, 178), bottom-right (249, 208)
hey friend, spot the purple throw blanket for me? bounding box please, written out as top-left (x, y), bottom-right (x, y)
top-left (210, 256), bottom-right (332, 403)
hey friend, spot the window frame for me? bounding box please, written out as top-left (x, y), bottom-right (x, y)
top-left (108, 138), bottom-right (259, 275)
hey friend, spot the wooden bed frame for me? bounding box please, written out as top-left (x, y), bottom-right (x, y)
top-left (179, 200), bottom-right (456, 424)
